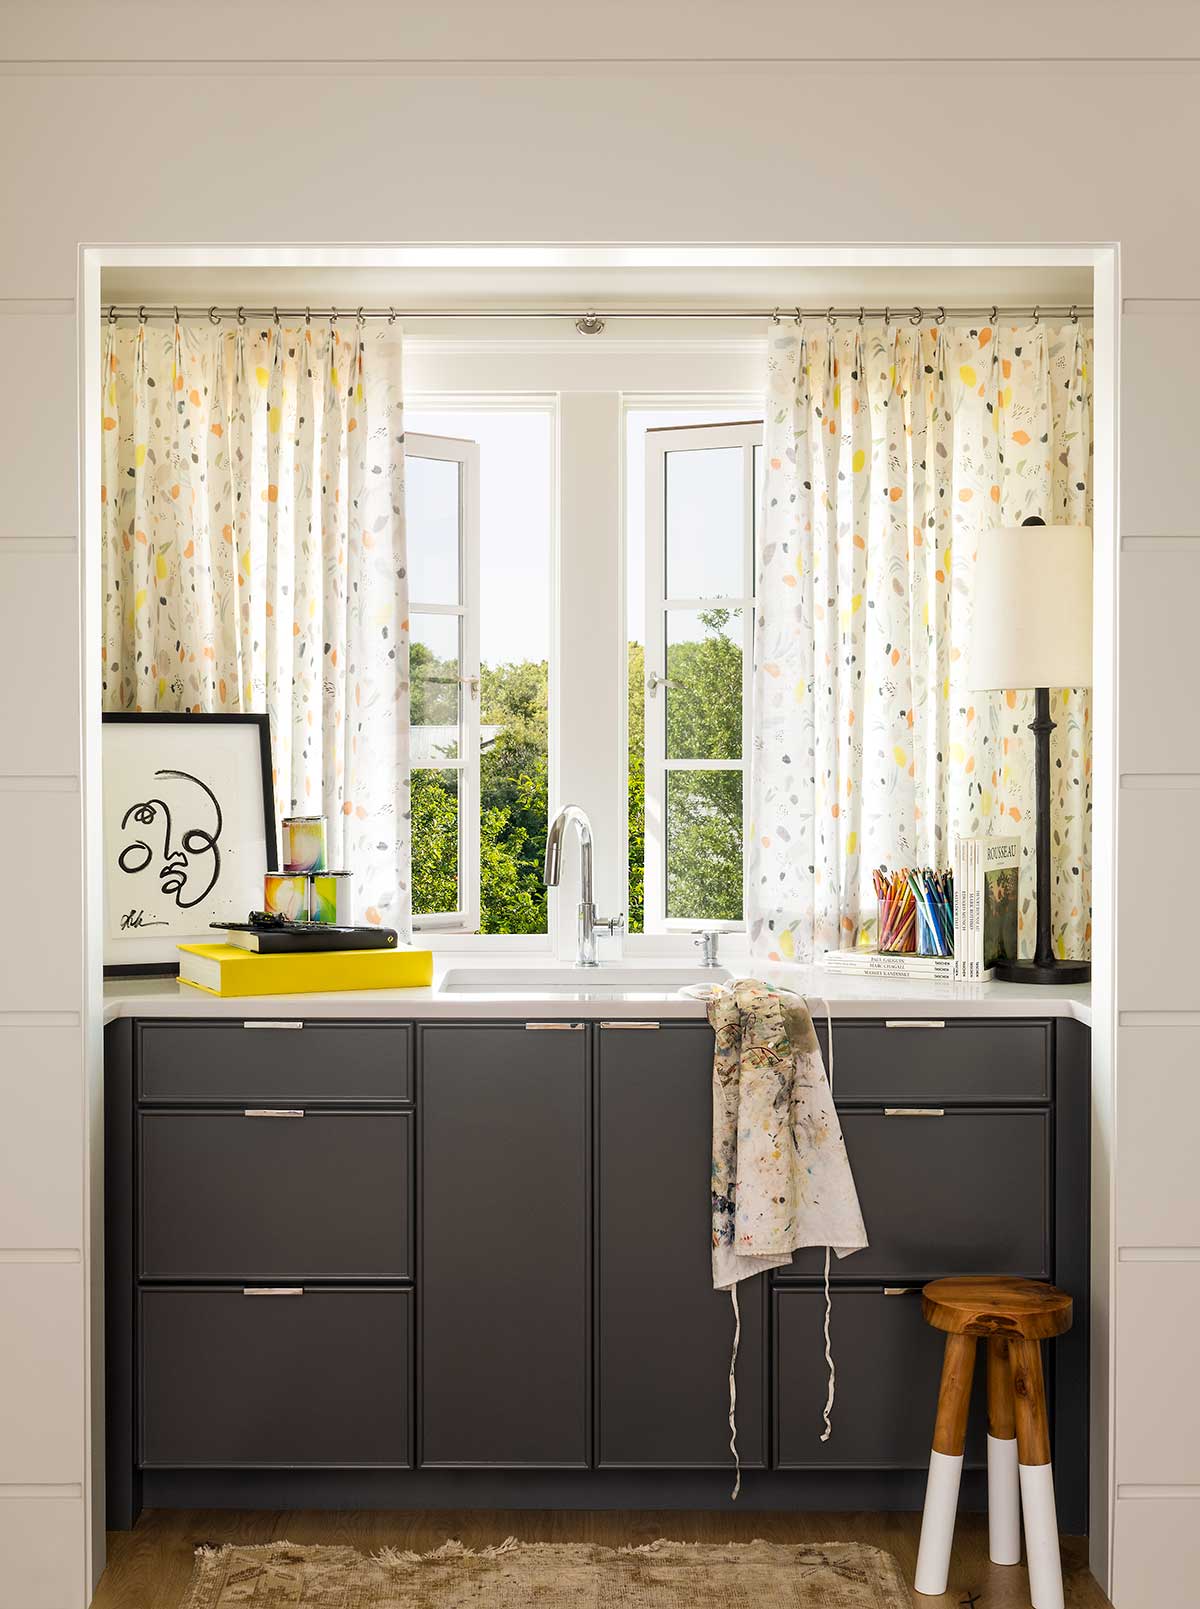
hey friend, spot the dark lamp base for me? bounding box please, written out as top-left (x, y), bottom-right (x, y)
top-left (992, 957), bottom-right (1091, 986)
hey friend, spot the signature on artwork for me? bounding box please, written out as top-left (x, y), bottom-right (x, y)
top-left (116, 767), bottom-right (223, 911)
top-left (118, 909), bottom-right (169, 931)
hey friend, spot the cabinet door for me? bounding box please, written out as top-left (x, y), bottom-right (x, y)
top-left (779, 1109), bottom-right (1051, 1282)
top-left (596, 1023), bottom-right (766, 1468)
top-left (419, 1024), bottom-right (590, 1466)
top-left (140, 1287), bottom-right (411, 1467)
top-left (775, 1287), bottom-right (988, 1469)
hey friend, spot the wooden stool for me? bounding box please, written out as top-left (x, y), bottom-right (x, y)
top-left (913, 1276), bottom-right (1073, 1609)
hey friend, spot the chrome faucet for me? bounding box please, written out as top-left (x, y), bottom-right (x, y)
top-left (543, 804), bottom-right (624, 967)
top-left (693, 929), bottom-right (721, 967)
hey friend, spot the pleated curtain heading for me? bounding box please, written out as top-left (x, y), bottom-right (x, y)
top-left (100, 318), bottom-right (412, 934)
top-left (750, 318), bottom-right (1092, 963)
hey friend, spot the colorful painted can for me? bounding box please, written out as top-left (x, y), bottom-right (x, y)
top-left (282, 815), bottom-right (327, 873)
top-left (309, 870), bottom-right (353, 925)
top-left (263, 872), bottom-right (310, 923)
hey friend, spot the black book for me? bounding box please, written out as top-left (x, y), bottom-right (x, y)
top-left (211, 921), bottom-right (399, 954)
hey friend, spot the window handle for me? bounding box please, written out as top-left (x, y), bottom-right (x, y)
top-left (647, 670), bottom-right (676, 698)
top-left (459, 675), bottom-right (480, 700)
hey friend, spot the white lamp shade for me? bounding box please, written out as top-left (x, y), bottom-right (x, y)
top-left (969, 524), bottom-right (1092, 691)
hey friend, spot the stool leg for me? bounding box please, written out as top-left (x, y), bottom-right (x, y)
top-left (1011, 1337), bottom-right (1064, 1609)
top-left (915, 1332), bottom-right (977, 1597)
top-left (987, 1336), bottom-right (1021, 1566)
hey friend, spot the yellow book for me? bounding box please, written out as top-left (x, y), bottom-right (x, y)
top-left (177, 943), bottom-right (434, 998)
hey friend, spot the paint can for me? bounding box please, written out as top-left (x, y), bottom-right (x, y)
top-left (281, 815), bottom-right (327, 873)
top-left (263, 872), bottom-right (311, 923)
top-left (309, 870), bottom-right (353, 925)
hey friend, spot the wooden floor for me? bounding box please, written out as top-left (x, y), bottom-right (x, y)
top-left (91, 1509), bottom-right (1112, 1608)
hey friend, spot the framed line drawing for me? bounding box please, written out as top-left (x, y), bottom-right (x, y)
top-left (102, 712), bottom-right (278, 975)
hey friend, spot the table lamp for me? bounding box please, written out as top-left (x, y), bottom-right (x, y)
top-left (969, 519), bottom-right (1092, 984)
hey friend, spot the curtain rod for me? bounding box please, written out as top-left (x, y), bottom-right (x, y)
top-left (103, 301), bottom-right (1093, 334)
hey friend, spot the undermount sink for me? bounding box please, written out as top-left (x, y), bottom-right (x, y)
top-left (436, 965), bottom-right (733, 996)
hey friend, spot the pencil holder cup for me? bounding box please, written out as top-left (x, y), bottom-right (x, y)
top-left (915, 914), bottom-right (954, 959)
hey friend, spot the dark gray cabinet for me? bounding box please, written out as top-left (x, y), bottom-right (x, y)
top-left (419, 1024), bottom-right (591, 1467)
top-left (775, 1287), bottom-right (988, 1469)
top-left (106, 1011), bottom-right (1088, 1533)
top-left (139, 1286), bottom-right (411, 1467)
top-left (137, 1020), bottom-right (412, 1104)
top-left (778, 1108), bottom-right (1051, 1281)
top-left (139, 1109), bottom-right (412, 1280)
top-left (596, 1023), bottom-right (766, 1467)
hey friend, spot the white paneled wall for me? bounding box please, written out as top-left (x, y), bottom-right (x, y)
top-left (1113, 303), bottom-right (1200, 1606)
top-left (0, 303), bottom-right (87, 1604)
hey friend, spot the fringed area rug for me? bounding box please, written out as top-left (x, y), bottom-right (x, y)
top-left (181, 1537), bottom-right (909, 1608)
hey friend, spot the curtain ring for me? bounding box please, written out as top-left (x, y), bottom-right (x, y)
top-left (793, 305), bottom-right (802, 326)
top-left (388, 306), bottom-right (397, 324)
top-left (173, 305), bottom-right (179, 325)
top-left (858, 305), bottom-right (865, 325)
top-left (305, 306), bottom-right (311, 326)
top-left (771, 306), bottom-right (780, 324)
top-left (356, 306), bottom-right (366, 329)
top-left (137, 304), bottom-right (146, 324)
top-left (236, 305), bottom-right (246, 327)
top-left (272, 305), bottom-right (280, 326)
top-left (208, 305), bottom-right (221, 326)
top-left (909, 305), bottom-right (922, 326)
top-left (826, 305), bottom-right (837, 326)
top-left (329, 307), bottom-right (338, 327)
top-left (989, 305), bottom-right (998, 327)
top-left (883, 306), bottom-right (891, 327)
top-left (107, 305), bottom-right (118, 326)
top-left (936, 305), bottom-right (946, 326)
top-left (1070, 303), bottom-right (1078, 324)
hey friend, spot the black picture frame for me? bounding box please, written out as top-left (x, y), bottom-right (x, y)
top-left (102, 712), bottom-right (278, 978)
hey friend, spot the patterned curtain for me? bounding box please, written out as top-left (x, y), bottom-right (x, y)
top-left (101, 319), bottom-right (411, 933)
top-left (751, 319), bottom-right (1092, 964)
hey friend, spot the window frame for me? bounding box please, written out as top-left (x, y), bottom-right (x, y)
top-left (407, 429), bottom-right (482, 934)
top-left (641, 419), bottom-right (761, 935)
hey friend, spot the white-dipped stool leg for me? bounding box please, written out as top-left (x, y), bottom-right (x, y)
top-left (1019, 1460), bottom-right (1064, 1609)
top-left (987, 1433), bottom-right (1022, 1565)
top-left (915, 1332), bottom-right (977, 1597)
top-left (1011, 1337), bottom-right (1064, 1609)
top-left (986, 1337), bottom-right (1021, 1566)
top-left (915, 1450), bottom-right (964, 1595)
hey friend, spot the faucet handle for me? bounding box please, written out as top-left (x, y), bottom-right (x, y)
top-left (693, 929), bottom-right (720, 966)
top-left (594, 912), bottom-right (625, 938)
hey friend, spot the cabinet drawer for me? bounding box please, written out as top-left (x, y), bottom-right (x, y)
top-left (137, 1021), bottom-right (411, 1105)
top-left (139, 1287), bottom-right (411, 1467)
top-left (139, 1110), bottom-right (412, 1279)
top-left (775, 1287), bottom-right (988, 1469)
top-left (814, 1020), bottom-right (1051, 1104)
top-left (778, 1109), bottom-right (1050, 1282)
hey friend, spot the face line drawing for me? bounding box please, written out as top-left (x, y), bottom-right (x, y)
top-left (117, 767), bottom-right (223, 910)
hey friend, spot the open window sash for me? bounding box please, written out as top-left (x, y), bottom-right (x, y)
top-left (642, 420), bottom-right (760, 933)
top-left (408, 431), bottom-right (481, 932)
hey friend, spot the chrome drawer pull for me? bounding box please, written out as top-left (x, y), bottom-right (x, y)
top-left (525, 1023), bottom-right (584, 1031)
top-left (883, 1107), bottom-right (945, 1118)
top-left (599, 1021), bottom-right (660, 1030)
top-left (243, 1020), bottom-right (304, 1030)
top-left (884, 1019), bottom-right (945, 1030)
top-left (883, 1286), bottom-right (922, 1296)
top-left (243, 1108), bottom-right (305, 1118)
top-left (242, 1287), bottom-right (303, 1297)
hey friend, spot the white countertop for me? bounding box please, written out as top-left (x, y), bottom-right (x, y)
top-left (103, 955), bottom-right (1092, 1026)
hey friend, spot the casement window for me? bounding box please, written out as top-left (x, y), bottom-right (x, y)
top-left (407, 431), bottom-right (482, 931)
top-left (641, 420), bottom-right (762, 932)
